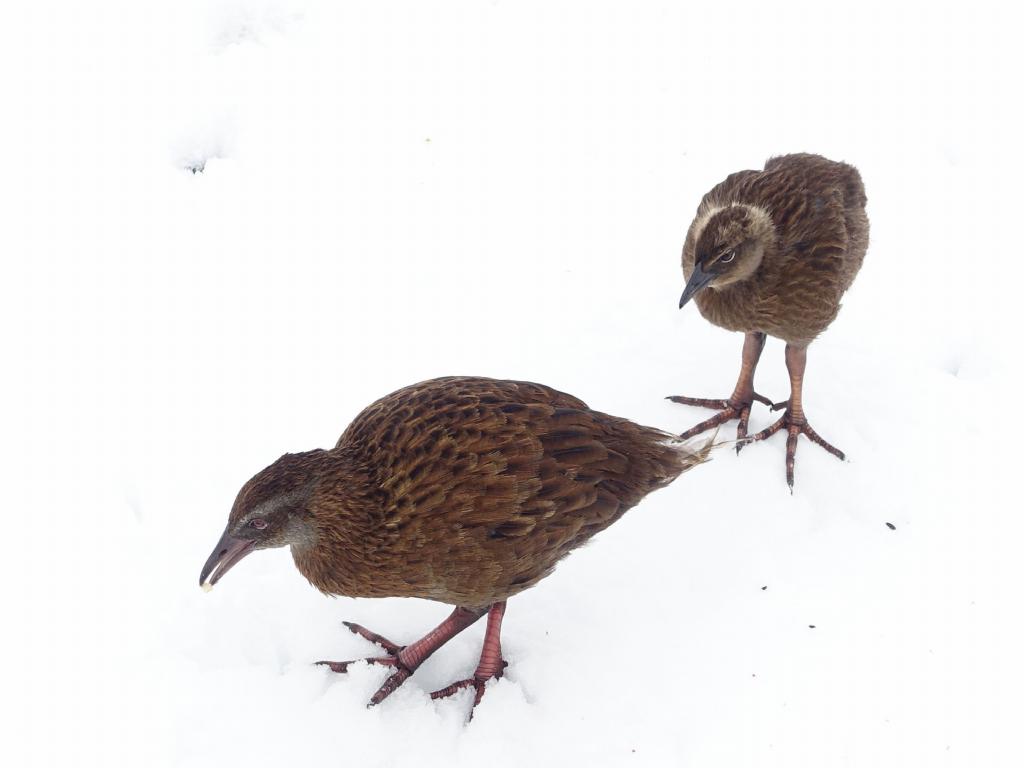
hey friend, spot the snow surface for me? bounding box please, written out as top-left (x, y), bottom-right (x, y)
top-left (3, 1), bottom-right (1023, 766)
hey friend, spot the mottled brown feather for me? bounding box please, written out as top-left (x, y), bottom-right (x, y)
top-left (229, 377), bottom-right (709, 610)
top-left (682, 153), bottom-right (869, 345)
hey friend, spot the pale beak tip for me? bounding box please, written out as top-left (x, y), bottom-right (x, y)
top-left (201, 581), bottom-right (214, 593)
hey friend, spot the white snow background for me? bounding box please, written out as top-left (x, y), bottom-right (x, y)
top-left (2, 1), bottom-right (1022, 766)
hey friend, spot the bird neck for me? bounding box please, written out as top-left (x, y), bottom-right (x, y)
top-left (289, 450), bottom-right (387, 596)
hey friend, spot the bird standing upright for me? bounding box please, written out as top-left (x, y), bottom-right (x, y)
top-left (671, 153), bottom-right (868, 489)
top-left (200, 376), bottom-right (709, 715)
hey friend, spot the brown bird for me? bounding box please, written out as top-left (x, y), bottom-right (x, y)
top-left (671, 153), bottom-right (868, 489)
top-left (200, 376), bottom-right (708, 714)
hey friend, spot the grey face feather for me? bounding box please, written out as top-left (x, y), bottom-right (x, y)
top-left (235, 487), bottom-right (315, 550)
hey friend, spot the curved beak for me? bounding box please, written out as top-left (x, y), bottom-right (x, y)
top-left (199, 528), bottom-right (256, 591)
top-left (679, 263), bottom-right (713, 309)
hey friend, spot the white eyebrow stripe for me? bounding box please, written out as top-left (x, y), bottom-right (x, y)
top-left (691, 204), bottom-right (725, 245)
top-left (691, 202), bottom-right (773, 246)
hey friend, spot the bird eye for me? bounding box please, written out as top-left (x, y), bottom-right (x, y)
top-left (250, 518), bottom-right (268, 530)
top-left (720, 250), bottom-right (736, 264)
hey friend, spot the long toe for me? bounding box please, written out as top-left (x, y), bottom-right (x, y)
top-left (342, 621), bottom-right (403, 654)
top-left (430, 678), bottom-right (486, 703)
top-left (746, 414), bottom-right (787, 444)
top-left (801, 423), bottom-right (846, 461)
top-left (666, 395), bottom-right (731, 409)
top-left (735, 403), bottom-right (753, 454)
top-left (785, 425), bottom-right (799, 490)
top-left (315, 655), bottom-right (399, 674)
top-left (744, 410), bottom-right (845, 490)
top-left (368, 667), bottom-right (414, 706)
top-left (668, 391), bottom-right (774, 412)
top-left (680, 407), bottom-right (738, 440)
top-left (429, 661), bottom-right (506, 719)
top-left (671, 392), bottom-right (776, 443)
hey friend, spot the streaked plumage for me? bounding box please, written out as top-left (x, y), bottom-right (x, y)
top-left (201, 376), bottom-right (708, 713)
top-left (672, 153), bottom-right (868, 488)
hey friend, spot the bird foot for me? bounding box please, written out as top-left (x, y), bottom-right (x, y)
top-left (667, 391), bottom-right (774, 452)
top-left (314, 605), bottom-right (495, 708)
top-left (315, 621), bottom-right (414, 705)
top-left (742, 410), bottom-right (845, 490)
top-left (429, 659), bottom-right (508, 718)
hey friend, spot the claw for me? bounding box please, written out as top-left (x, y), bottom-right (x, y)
top-left (746, 409), bottom-right (845, 490)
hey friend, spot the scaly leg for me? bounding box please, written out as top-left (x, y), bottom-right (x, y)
top-left (744, 344), bottom-right (845, 490)
top-left (669, 332), bottom-right (774, 451)
top-left (430, 601), bottom-right (509, 719)
top-left (316, 605), bottom-right (487, 706)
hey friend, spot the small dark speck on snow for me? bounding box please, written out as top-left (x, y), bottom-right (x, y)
top-left (886, 522), bottom-right (896, 530)
top-left (761, 585), bottom-right (768, 590)
top-left (808, 625), bottom-right (816, 629)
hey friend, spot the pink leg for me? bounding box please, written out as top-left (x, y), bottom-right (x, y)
top-left (743, 344), bottom-right (845, 490)
top-left (431, 601), bottom-right (508, 717)
top-left (668, 332), bottom-right (774, 451)
top-left (316, 605), bottom-right (486, 706)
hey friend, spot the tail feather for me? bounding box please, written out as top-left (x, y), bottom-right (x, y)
top-left (652, 429), bottom-right (716, 486)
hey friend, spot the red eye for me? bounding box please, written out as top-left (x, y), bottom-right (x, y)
top-left (250, 518), bottom-right (268, 530)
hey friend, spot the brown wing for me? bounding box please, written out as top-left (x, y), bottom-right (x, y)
top-left (336, 375), bottom-right (588, 451)
top-left (753, 155), bottom-right (855, 255)
top-left (333, 376), bottom-right (705, 607)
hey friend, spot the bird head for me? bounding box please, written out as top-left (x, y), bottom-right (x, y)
top-left (679, 204), bottom-right (774, 308)
top-left (199, 450), bottom-right (325, 591)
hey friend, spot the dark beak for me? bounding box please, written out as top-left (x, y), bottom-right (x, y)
top-left (679, 263), bottom-right (713, 309)
top-left (199, 528), bottom-right (256, 591)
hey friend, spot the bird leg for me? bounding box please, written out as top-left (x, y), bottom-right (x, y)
top-left (429, 601), bottom-right (509, 718)
top-left (316, 605), bottom-right (487, 706)
top-left (668, 331), bottom-right (773, 451)
top-left (743, 344), bottom-right (845, 489)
